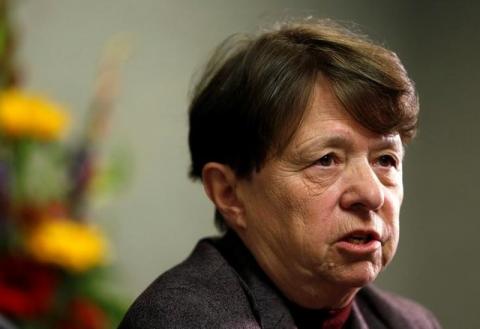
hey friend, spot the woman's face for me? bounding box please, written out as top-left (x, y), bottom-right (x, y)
top-left (235, 82), bottom-right (404, 307)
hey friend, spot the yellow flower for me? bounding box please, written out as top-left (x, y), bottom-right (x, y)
top-left (0, 90), bottom-right (32, 137)
top-left (26, 219), bottom-right (107, 272)
top-left (0, 90), bottom-right (69, 140)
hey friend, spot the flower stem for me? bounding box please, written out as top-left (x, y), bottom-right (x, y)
top-left (12, 138), bottom-right (31, 203)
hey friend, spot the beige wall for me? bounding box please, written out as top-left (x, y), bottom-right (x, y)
top-left (16, 1), bottom-right (480, 328)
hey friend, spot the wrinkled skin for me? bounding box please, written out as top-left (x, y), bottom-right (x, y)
top-left (234, 82), bottom-right (404, 309)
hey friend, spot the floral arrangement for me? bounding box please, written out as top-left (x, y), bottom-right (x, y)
top-left (0, 2), bottom-right (128, 328)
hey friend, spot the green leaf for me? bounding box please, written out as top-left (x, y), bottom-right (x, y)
top-left (22, 142), bottom-right (68, 203)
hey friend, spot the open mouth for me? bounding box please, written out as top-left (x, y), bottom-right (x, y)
top-left (341, 231), bottom-right (381, 245)
top-left (336, 230), bottom-right (382, 254)
top-left (345, 234), bottom-right (374, 245)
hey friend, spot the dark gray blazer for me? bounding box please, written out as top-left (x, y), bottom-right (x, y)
top-left (118, 232), bottom-right (441, 329)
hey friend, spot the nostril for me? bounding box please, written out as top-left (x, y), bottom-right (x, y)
top-left (348, 203), bottom-right (376, 220)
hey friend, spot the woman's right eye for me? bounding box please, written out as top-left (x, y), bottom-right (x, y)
top-left (316, 153), bottom-right (335, 167)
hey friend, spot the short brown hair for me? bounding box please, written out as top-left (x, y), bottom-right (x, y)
top-left (187, 19), bottom-right (418, 229)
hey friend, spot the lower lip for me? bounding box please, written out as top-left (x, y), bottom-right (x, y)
top-left (335, 240), bottom-right (382, 255)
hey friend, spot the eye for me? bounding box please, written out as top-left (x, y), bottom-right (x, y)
top-left (376, 154), bottom-right (398, 168)
top-left (316, 153), bottom-right (336, 167)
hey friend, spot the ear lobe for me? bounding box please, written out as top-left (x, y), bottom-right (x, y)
top-left (202, 163), bottom-right (247, 230)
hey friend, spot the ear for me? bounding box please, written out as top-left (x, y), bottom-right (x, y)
top-left (202, 163), bottom-right (247, 230)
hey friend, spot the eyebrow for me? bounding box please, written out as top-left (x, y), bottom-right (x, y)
top-left (294, 134), bottom-right (404, 157)
top-left (371, 137), bottom-right (405, 156)
top-left (295, 135), bottom-right (353, 153)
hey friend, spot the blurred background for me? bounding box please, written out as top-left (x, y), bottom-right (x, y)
top-left (6, 0), bottom-right (479, 328)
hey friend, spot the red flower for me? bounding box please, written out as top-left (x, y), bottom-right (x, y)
top-left (57, 298), bottom-right (108, 329)
top-left (0, 255), bottom-right (58, 318)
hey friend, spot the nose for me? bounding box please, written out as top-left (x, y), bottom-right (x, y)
top-left (339, 159), bottom-right (385, 212)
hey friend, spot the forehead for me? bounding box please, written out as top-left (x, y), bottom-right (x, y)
top-left (290, 81), bottom-right (403, 152)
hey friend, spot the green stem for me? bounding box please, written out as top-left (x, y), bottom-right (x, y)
top-left (12, 138), bottom-right (31, 202)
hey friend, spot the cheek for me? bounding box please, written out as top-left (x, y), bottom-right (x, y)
top-left (254, 184), bottom-right (328, 257)
top-left (382, 191), bottom-right (402, 265)
top-left (303, 167), bottom-right (342, 198)
top-left (291, 192), bottom-right (342, 255)
top-left (302, 182), bottom-right (344, 233)
top-left (242, 177), bottom-right (303, 241)
top-left (383, 226), bottom-right (399, 267)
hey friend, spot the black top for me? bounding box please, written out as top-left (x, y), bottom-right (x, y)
top-left (118, 231), bottom-right (441, 329)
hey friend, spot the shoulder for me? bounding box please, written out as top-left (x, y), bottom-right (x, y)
top-left (355, 285), bottom-right (442, 329)
top-left (118, 239), bottom-right (258, 329)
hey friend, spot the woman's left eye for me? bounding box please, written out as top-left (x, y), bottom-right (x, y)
top-left (314, 153), bottom-right (338, 167)
top-left (376, 155), bottom-right (397, 168)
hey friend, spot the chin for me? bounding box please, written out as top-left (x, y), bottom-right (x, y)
top-left (332, 262), bottom-right (381, 288)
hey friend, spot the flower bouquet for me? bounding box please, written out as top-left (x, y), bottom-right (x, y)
top-left (0, 2), bottom-right (128, 328)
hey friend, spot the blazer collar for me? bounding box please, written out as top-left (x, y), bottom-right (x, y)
top-left (348, 302), bottom-right (370, 329)
top-left (214, 230), bottom-right (296, 329)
